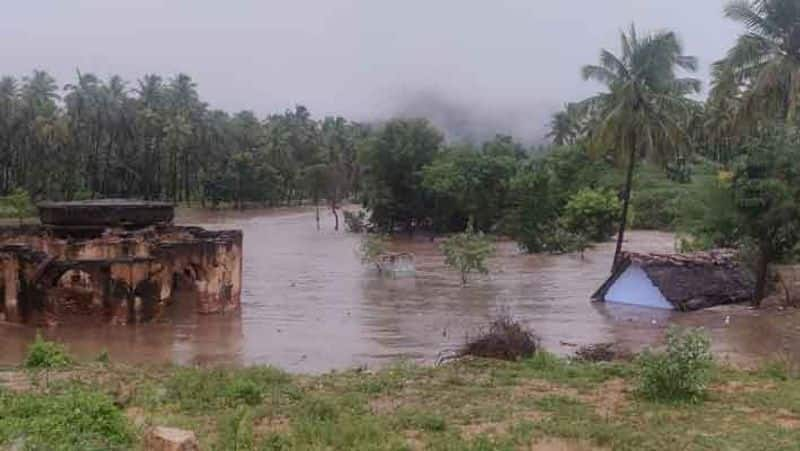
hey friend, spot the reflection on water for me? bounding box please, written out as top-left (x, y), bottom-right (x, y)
top-left (2, 207), bottom-right (800, 372)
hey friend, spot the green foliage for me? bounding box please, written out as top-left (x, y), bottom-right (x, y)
top-left (215, 406), bottom-right (255, 451)
top-left (561, 188), bottom-right (620, 241)
top-left (359, 118), bottom-right (443, 232)
top-left (637, 327), bottom-right (713, 403)
top-left (677, 175), bottom-right (740, 251)
top-left (358, 234), bottom-right (389, 271)
top-left (441, 226), bottom-right (496, 284)
top-left (0, 188), bottom-right (34, 223)
top-left (0, 386), bottom-right (133, 450)
top-left (731, 127), bottom-right (800, 299)
top-left (24, 333), bottom-right (72, 370)
top-left (165, 366), bottom-right (291, 412)
top-left (423, 138), bottom-right (519, 233)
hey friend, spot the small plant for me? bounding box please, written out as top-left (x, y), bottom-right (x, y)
top-left (461, 314), bottom-right (539, 361)
top-left (24, 333), bottom-right (72, 370)
top-left (637, 326), bottom-right (713, 402)
top-left (216, 406), bottom-right (255, 451)
top-left (0, 188), bottom-right (35, 225)
top-left (441, 224), bottom-right (495, 285)
top-left (358, 234), bottom-right (389, 272)
top-left (96, 349), bottom-right (111, 364)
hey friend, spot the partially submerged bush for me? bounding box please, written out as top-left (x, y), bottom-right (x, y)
top-left (24, 333), bottom-right (72, 370)
top-left (441, 225), bottom-right (495, 284)
top-left (637, 326), bottom-right (713, 402)
top-left (574, 343), bottom-right (632, 362)
top-left (461, 315), bottom-right (539, 361)
top-left (344, 210), bottom-right (368, 233)
top-left (562, 188), bottom-right (620, 242)
top-left (358, 234), bottom-right (389, 272)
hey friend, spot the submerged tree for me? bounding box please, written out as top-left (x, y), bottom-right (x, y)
top-left (441, 224), bottom-right (496, 285)
top-left (580, 25), bottom-right (701, 267)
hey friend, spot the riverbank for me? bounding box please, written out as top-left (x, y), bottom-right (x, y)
top-left (2, 349), bottom-right (799, 450)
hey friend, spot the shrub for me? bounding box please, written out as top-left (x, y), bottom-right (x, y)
top-left (358, 234), bottom-right (389, 272)
top-left (462, 315), bottom-right (539, 361)
top-left (562, 188), bottom-right (620, 242)
top-left (631, 189), bottom-right (681, 230)
top-left (637, 326), bottom-right (713, 402)
top-left (542, 226), bottom-right (590, 256)
top-left (24, 334), bottom-right (72, 370)
top-left (0, 188), bottom-right (35, 224)
top-left (343, 210), bottom-right (368, 233)
top-left (0, 386), bottom-right (133, 449)
top-left (441, 225), bottom-right (495, 285)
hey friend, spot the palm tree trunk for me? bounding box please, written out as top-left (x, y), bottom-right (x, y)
top-left (613, 137), bottom-right (637, 270)
top-left (753, 247), bottom-right (771, 306)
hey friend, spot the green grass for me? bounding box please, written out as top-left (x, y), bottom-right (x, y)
top-left (0, 385), bottom-right (133, 450)
top-left (2, 348), bottom-right (800, 450)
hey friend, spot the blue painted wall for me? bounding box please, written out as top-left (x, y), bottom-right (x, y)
top-left (605, 264), bottom-right (674, 310)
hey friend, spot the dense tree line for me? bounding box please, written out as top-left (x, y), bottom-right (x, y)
top-left (0, 70), bottom-right (364, 223)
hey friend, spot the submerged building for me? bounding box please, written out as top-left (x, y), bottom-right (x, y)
top-left (0, 200), bottom-right (242, 326)
top-left (593, 251), bottom-right (753, 311)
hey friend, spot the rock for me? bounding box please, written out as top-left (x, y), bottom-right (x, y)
top-left (145, 427), bottom-right (199, 451)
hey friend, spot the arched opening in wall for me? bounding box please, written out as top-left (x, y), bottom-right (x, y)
top-left (53, 269), bottom-right (97, 316)
top-left (169, 263), bottom-right (206, 317)
top-left (172, 263), bottom-right (205, 291)
top-left (57, 269), bottom-right (93, 289)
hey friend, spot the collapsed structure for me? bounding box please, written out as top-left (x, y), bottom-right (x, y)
top-left (593, 251), bottom-right (754, 311)
top-left (0, 200), bottom-right (242, 326)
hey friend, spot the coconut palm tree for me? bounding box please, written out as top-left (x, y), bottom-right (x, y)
top-left (580, 24), bottom-right (701, 267)
top-left (719, 0), bottom-right (800, 122)
top-left (546, 103), bottom-right (582, 145)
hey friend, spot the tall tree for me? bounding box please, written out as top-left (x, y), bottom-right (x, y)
top-left (580, 25), bottom-right (701, 266)
top-left (718, 0), bottom-right (800, 123)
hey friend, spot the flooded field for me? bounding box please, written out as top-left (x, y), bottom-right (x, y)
top-left (2, 208), bottom-right (800, 373)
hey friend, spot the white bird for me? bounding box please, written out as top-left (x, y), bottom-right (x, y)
top-left (724, 315), bottom-right (731, 326)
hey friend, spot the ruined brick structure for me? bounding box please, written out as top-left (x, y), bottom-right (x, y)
top-left (0, 200), bottom-right (242, 326)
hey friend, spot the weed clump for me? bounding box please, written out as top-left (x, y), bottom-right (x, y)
top-left (24, 333), bottom-right (72, 370)
top-left (462, 315), bottom-right (539, 361)
top-left (637, 326), bottom-right (713, 402)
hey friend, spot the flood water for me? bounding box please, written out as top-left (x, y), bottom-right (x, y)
top-left (2, 208), bottom-right (800, 373)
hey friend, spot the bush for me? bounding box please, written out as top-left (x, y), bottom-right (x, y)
top-left (0, 188), bottom-right (35, 224)
top-left (0, 387), bottom-right (133, 449)
top-left (24, 334), bottom-right (72, 370)
top-left (462, 315), bottom-right (539, 361)
top-left (562, 189), bottom-right (620, 241)
top-left (441, 226), bottom-right (495, 285)
top-left (343, 210), bottom-right (368, 233)
top-left (637, 327), bottom-right (713, 402)
top-left (631, 189), bottom-right (681, 230)
top-left (358, 234), bottom-right (389, 272)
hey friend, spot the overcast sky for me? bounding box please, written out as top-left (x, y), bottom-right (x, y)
top-left (1, 0), bottom-right (742, 143)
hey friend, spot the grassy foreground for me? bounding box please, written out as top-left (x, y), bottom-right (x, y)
top-left (2, 350), bottom-right (800, 451)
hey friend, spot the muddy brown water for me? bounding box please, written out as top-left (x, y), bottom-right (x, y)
top-left (2, 208), bottom-right (800, 373)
